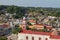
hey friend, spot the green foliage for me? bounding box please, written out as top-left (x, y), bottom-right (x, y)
top-left (12, 27), bottom-right (22, 34)
top-left (27, 22), bottom-right (32, 26)
top-left (26, 26), bottom-right (31, 30)
top-left (15, 24), bottom-right (19, 27)
top-left (38, 29), bottom-right (47, 32)
top-left (31, 27), bottom-right (37, 31)
top-left (38, 29), bottom-right (44, 32)
top-left (6, 5), bottom-right (17, 14)
top-left (59, 26), bottom-right (60, 28)
top-left (1, 5), bottom-right (60, 18)
top-left (12, 30), bottom-right (18, 34)
top-left (55, 12), bottom-right (60, 17)
top-left (13, 15), bottom-right (20, 19)
top-left (0, 37), bottom-right (7, 40)
top-left (35, 18), bottom-right (39, 24)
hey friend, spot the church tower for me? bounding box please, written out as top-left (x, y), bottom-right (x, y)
top-left (22, 16), bottom-right (27, 30)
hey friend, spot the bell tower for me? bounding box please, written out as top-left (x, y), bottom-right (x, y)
top-left (22, 16), bottom-right (27, 30)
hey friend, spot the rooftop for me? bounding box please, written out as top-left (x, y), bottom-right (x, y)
top-left (20, 30), bottom-right (60, 39)
top-left (20, 30), bottom-right (51, 35)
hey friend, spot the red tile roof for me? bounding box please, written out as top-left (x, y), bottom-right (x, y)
top-left (50, 35), bottom-right (60, 39)
top-left (20, 30), bottom-right (51, 35)
top-left (20, 30), bottom-right (60, 39)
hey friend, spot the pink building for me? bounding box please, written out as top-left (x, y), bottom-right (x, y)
top-left (18, 30), bottom-right (60, 40)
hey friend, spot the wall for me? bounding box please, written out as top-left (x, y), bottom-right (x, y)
top-left (50, 39), bottom-right (60, 40)
top-left (18, 33), bottom-right (50, 40)
top-left (18, 33), bottom-right (60, 40)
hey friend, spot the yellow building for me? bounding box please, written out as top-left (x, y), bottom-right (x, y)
top-left (29, 24), bottom-right (44, 30)
top-left (19, 24), bottom-right (26, 29)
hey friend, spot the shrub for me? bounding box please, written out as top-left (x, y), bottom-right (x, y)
top-left (0, 37), bottom-right (7, 40)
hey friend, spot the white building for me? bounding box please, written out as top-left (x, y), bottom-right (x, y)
top-left (7, 34), bottom-right (18, 40)
top-left (18, 30), bottom-right (60, 40)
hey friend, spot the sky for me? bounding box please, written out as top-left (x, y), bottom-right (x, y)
top-left (0, 0), bottom-right (60, 8)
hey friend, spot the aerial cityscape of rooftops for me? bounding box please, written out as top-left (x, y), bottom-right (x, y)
top-left (0, 5), bottom-right (60, 40)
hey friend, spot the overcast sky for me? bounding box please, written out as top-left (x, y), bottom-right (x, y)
top-left (0, 0), bottom-right (60, 8)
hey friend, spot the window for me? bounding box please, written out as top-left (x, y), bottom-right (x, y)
top-left (32, 37), bottom-right (34, 40)
top-left (39, 37), bottom-right (41, 40)
top-left (26, 36), bottom-right (28, 40)
top-left (45, 38), bottom-right (48, 40)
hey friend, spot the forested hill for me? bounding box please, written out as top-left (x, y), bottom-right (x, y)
top-left (0, 5), bottom-right (60, 18)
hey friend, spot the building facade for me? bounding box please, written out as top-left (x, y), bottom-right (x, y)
top-left (18, 30), bottom-right (60, 40)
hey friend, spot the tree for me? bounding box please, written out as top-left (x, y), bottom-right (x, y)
top-left (27, 22), bottom-right (32, 26)
top-left (35, 18), bottom-right (39, 24)
top-left (26, 26), bottom-right (31, 30)
top-left (6, 5), bottom-right (16, 14)
top-left (31, 27), bottom-right (37, 31)
top-left (12, 27), bottom-right (22, 34)
top-left (0, 37), bottom-right (7, 40)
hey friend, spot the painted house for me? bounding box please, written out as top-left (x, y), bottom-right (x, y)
top-left (28, 19), bottom-right (36, 25)
top-left (18, 30), bottom-right (60, 40)
top-left (29, 24), bottom-right (44, 30)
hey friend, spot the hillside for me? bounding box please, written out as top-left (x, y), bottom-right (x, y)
top-left (0, 5), bottom-right (60, 18)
